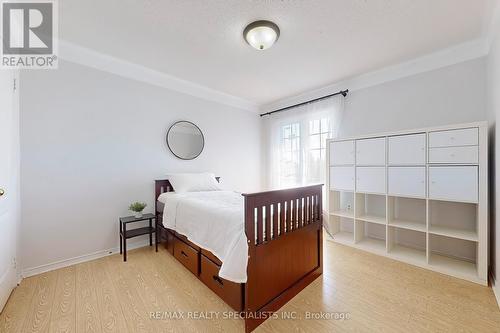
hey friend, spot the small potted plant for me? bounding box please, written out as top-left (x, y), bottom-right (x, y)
top-left (129, 202), bottom-right (147, 218)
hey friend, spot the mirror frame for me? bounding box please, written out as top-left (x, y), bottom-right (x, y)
top-left (166, 120), bottom-right (205, 160)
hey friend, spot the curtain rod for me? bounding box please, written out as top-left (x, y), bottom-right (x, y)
top-left (259, 89), bottom-right (349, 117)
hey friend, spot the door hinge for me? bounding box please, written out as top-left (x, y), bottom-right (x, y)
top-left (13, 78), bottom-right (16, 92)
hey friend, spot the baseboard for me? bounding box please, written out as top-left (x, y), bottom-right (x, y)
top-left (21, 239), bottom-right (150, 278)
top-left (492, 273), bottom-right (500, 309)
top-left (0, 267), bottom-right (17, 313)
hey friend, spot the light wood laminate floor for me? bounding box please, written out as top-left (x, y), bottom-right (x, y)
top-left (1, 235), bottom-right (500, 333)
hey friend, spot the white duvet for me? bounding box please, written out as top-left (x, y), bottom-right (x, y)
top-left (159, 191), bottom-right (248, 283)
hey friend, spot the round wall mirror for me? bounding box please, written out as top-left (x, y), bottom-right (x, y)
top-left (166, 121), bottom-right (204, 160)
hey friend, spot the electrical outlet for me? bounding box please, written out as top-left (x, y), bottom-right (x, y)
top-left (12, 257), bottom-right (17, 269)
top-left (347, 204), bottom-right (351, 211)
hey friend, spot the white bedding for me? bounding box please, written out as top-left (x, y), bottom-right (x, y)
top-left (159, 191), bottom-right (248, 283)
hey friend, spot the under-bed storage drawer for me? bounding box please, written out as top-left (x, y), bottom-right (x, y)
top-left (199, 255), bottom-right (242, 311)
top-left (174, 238), bottom-right (199, 275)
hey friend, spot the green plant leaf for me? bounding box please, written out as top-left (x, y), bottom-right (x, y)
top-left (129, 201), bottom-right (147, 212)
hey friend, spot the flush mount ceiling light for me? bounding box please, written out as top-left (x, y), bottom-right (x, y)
top-left (243, 20), bottom-right (280, 50)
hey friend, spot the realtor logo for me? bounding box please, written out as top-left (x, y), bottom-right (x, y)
top-left (1, 0), bottom-right (58, 69)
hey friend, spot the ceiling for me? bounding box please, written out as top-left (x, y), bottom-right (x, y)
top-left (60, 0), bottom-right (491, 106)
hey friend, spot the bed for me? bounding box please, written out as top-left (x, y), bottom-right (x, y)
top-left (155, 178), bottom-right (323, 332)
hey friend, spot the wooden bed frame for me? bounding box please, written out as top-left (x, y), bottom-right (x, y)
top-left (155, 179), bottom-right (323, 332)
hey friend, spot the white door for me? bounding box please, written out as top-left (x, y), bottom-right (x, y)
top-left (388, 133), bottom-right (426, 165)
top-left (330, 140), bottom-right (355, 165)
top-left (0, 70), bottom-right (18, 312)
top-left (356, 167), bottom-right (386, 194)
top-left (388, 167), bottom-right (426, 197)
top-left (428, 166), bottom-right (478, 203)
top-left (356, 137), bottom-right (386, 165)
top-left (330, 166), bottom-right (355, 191)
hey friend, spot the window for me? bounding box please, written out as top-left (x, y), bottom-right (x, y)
top-left (306, 118), bottom-right (330, 184)
top-left (276, 118), bottom-right (331, 188)
top-left (280, 123), bottom-right (301, 187)
top-left (266, 95), bottom-right (344, 191)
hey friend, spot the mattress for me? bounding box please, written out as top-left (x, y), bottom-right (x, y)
top-left (158, 191), bottom-right (248, 283)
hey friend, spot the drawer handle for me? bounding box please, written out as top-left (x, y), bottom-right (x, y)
top-left (181, 250), bottom-right (188, 258)
top-left (212, 275), bottom-right (224, 286)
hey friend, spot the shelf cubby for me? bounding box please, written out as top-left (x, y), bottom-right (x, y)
top-left (428, 234), bottom-right (477, 279)
top-left (327, 123), bottom-right (487, 285)
top-left (327, 215), bottom-right (354, 244)
top-left (387, 227), bottom-right (426, 264)
top-left (330, 190), bottom-right (354, 218)
top-left (355, 193), bottom-right (386, 225)
top-left (428, 200), bottom-right (478, 241)
top-left (355, 220), bottom-right (386, 253)
top-left (388, 196), bottom-right (426, 232)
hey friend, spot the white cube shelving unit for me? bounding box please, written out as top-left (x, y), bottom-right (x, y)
top-left (326, 122), bottom-right (488, 285)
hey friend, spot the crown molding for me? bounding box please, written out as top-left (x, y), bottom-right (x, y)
top-left (261, 38), bottom-right (489, 112)
top-left (59, 34), bottom-right (490, 115)
top-left (58, 40), bottom-right (259, 112)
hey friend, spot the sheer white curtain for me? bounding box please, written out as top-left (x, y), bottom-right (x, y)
top-left (264, 95), bottom-right (344, 189)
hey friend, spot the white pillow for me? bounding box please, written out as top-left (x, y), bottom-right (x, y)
top-left (167, 173), bottom-right (222, 193)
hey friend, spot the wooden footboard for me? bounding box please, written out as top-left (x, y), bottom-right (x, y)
top-left (243, 185), bottom-right (323, 332)
top-left (155, 180), bottom-right (322, 332)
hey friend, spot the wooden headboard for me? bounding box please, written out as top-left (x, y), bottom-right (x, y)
top-left (154, 177), bottom-right (220, 214)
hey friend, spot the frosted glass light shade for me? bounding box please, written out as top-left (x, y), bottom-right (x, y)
top-left (243, 20), bottom-right (280, 50)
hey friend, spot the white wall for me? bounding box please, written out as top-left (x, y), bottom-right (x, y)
top-left (487, 10), bottom-right (500, 299)
top-left (18, 50), bottom-right (490, 278)
top-left (19, 60), bottom-right (262, 273)
top-left (339, 58), bottom-right (487, 137)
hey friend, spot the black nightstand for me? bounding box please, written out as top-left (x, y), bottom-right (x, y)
top-left (119, 213), bottom-right (157, 261)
